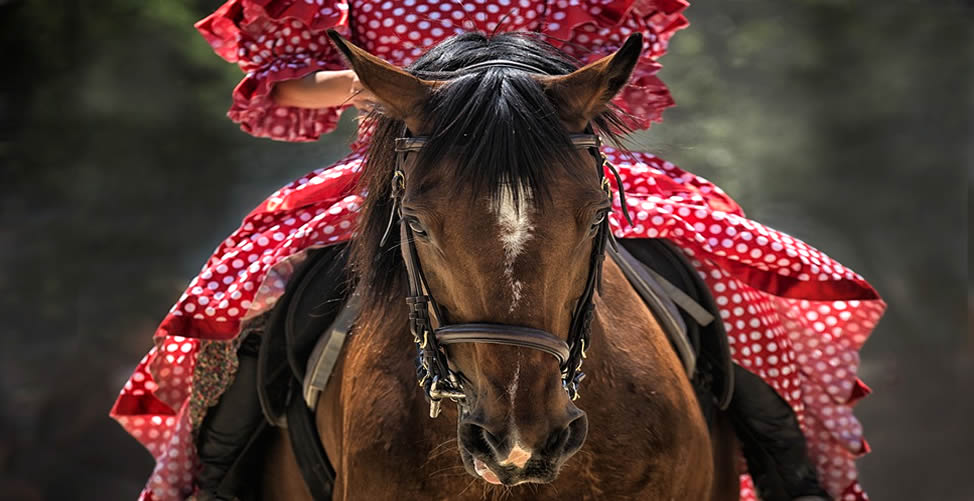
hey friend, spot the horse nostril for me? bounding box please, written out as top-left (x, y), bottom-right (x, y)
top-left (563, 413), bottom-right (589, 455)
top-left (482, 429), bottom-right (503, 452)
top-left (459, 421), bottom-right (502, 458)
top-left (544, 413), bottom-right (588, 457)
top-left (544, 423), bottom-right (571, 452)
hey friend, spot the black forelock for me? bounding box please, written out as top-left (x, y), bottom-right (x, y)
top-left (410, 33), bottom-right (578, 208)
top-left (406, 32), bottom-right (624, 208)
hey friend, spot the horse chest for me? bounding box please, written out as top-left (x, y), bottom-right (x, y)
top-left (316, 313), bottom-right (711, 500)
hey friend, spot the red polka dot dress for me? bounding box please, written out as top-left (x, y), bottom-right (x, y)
top-left (110, 1), bottom-right (885, 500)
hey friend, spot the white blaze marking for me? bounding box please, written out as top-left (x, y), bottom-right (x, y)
top-left (507, 356), bottom-right (520, 405)
top-left (495, 185), bottom-right (534, 312)
top-left (503, 357), bottom-right (529, 469)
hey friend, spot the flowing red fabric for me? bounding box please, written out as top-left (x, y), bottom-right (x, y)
top-left (111, 1), bottom-right (884, 500)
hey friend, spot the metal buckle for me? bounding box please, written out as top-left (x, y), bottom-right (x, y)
top-left (429, 399), bottom-right (442, 418)
top-left (391, 170), bottom-right (406, 196)
top-left (427, 374), bottom-right (465, 418)
top-left (562, 371), bottom-right (586, 401)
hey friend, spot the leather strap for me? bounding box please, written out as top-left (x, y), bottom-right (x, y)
top-left (303, 292), bottom-right (361, 409)
top-left (568, 134), bottom-right (601, 149)
top-left (395, 137), bottom-right (426, 152)
top-left (609, 244), bottom-right (697, 377)
top-left (393, 132), bottom-right (613, 406)
top-left (396, 134), bottom-right (600, 153)
top-left (286, 385), bottom-right (335, 500)
top-left (435, 324), bottom-right (571, 365)
top-left (453, 59), bottom-right (553, 75)
top-left (642, 265), bottom-right (714, 326)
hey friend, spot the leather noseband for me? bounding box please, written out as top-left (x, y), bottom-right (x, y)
top-left (435, 324), bottom-right (571, 365)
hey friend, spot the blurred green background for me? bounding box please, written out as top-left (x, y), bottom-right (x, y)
top-left (0, 0), bottom-right (970, 499)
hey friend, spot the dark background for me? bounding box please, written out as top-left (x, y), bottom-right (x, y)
top-left (1, 0), bottom-right (970, 499)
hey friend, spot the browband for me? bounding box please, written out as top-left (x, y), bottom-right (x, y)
top-left (451, 59), bottom-right (552, 75)
top-left (395, 134), bottom-right (600, 153)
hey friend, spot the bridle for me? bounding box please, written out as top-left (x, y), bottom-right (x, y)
top-left (379, 61), bottom-right (632, 418)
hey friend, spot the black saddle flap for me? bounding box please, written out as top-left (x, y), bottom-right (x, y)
top-left (257, 245), bottom-right (350, 426)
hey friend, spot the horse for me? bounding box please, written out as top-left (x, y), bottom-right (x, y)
top-left (260, 31), bottom-right (740, 501)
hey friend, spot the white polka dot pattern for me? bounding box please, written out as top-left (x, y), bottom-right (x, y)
top-left (550, 0), bottom-right (689, 128)
top-left (113, 145), bottom-right (883, 501)
top-left (197, 0), bottom-right (690, 142)
top-left (600, 147), bottom-right (881, 501)
top-left (196, 0), bottom-right (354, 141)
top-left (113, 1), bottom-right (884, 500)
top-left (112, 340), bottom-right (199, 501)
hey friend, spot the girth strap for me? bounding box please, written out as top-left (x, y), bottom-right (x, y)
top-left (286, 385), bottom-right (335, 499)
top-left (435, 324), bottom-right (571, 365)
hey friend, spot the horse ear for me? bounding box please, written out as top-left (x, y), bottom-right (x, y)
top-left (538, 33), bottom-right (643, 131)
top-left (327, 30), bottom-right (438, 133)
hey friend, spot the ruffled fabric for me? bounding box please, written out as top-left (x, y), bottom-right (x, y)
top-left (543, 0), bottom-right (689, 129)
top-left (195, 0), bottom-right (353, 141)
top-left (197, 0), bottom-right (690, 142)
top-left (606, 148), bottom-right (881, 500)
top-left (157, 151), bottom-right (364, 342)
top-left (111, 151), bottom-right (365, 500)
top-left (112, 148), bottom-right (882, 501)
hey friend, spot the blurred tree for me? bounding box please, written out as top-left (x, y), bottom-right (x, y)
top-left (0, 0), bottom-right (355, 497)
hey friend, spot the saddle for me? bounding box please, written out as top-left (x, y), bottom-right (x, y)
top-left (254, 239), bottom-right (733, 498)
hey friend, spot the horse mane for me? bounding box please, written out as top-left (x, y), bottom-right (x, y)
top-left (350, 32), bottom-right (631, 325)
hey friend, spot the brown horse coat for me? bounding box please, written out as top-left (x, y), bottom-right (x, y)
top-left (262, 258), bottom-right (739, 500)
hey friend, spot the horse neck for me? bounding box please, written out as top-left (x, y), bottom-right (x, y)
top-left (585, 255), bottom-right (689, 388)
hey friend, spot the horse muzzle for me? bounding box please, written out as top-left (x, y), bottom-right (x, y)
top-left (457, 409), bottom-right (588, 485)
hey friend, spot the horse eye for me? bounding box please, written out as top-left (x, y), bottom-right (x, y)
top-left (591, 210), bottom-right (607, 228)
top-left (406, 217), bottom-right (428, 237)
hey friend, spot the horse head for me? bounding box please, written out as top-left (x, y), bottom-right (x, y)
top-left (336, 30), bottom-right (642, 486)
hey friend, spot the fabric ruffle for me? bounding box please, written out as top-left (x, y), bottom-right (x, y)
top-left (112, 147), bottom-right (882, 501)
top-left (152, 151), bottom-right (366, 342)
top-left (543, 0), bottom-right (689, 129)
top-left (195, 0), bottom-right (353, 141)
top-left (605, 148), bottom-right (881, 500)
